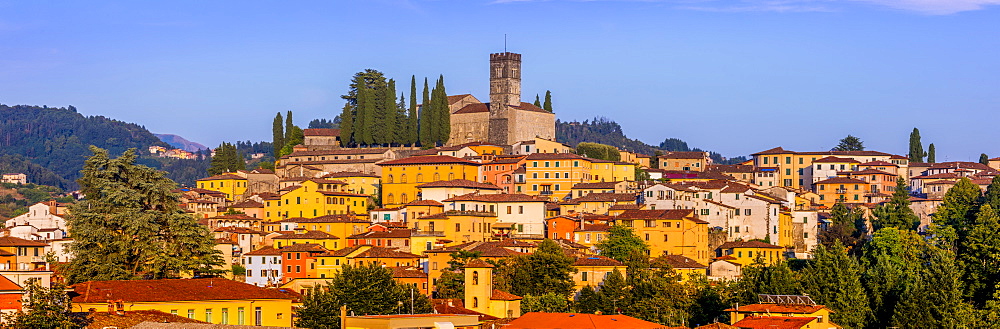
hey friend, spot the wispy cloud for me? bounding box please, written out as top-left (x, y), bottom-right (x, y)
top-left (491, 0), bottom-right (1000, 14)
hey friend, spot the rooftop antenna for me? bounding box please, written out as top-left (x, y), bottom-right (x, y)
top-left (504, 34), bottom-right (507, 52)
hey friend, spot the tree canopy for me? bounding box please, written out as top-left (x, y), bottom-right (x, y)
top-left (833, 135), bottom-right (865, 151)
top-left (295, 263), bottom-right (431, 329)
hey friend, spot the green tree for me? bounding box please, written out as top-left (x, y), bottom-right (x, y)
top-left (930, 177), bottom-right (981, 250)
top-left (339, 103), bottom-right (353, 147)
top-left (408, 76), bottom-right (418, 145)
top-left (890, 246), bottom-right (968, 328)
top-left (832, 135), bottom-right (864, 151)
top-left (272, 112), bottom-right (284, 157)
top-left (431, 75), bottom-right (450, 145)
top-left (521, 292), bottom-right (570, 313)
top-left (799, 242), bottom-right (871, 328)
top-left (65, 147), bottom-right (223, 283)
top-left (494, 239), bottom-right (576, 297)
top-left (594, 268), bottom-right (629, 314)
top-left (908, 128), bottom-right (925, 162)
top-left (0, 279), bottom-right (77, 329)
top-left (543, 90), bottom-right (553, 112)
top-left (733, 260), bottom-right (800, 305)
top-left (959, 204), bottom-right (1000, 306)
top-left (279, 126), bottom-right (304, 157)
top-left (308, 118), bottom-right (338, 129)
top-left (418, 78), bottom-right (432, 147)
top-left (207, 142), bottom-right (245, 175)
top-left (284, 110), bottom-right (294, 144)
top-left (576, 142), bottom-right (621, 162)
top-left (872, 177), bottom-right (918, 231)
top-left (624, 259), bottom-right (692, 326)
top-left (981, 153), bottom-right (990, 165)
top-left (927, 143), bottom-right (936, 163)
top-left (596, 225), bottom-right (649, 265)
top-left (860, 228), bottom-right (922, 329)
top-left (575, 285), bottom-right (601, 314)
top-left (818, 202), bottom-right (862, 249)
top-left (295, 263), bottom-right (432, 329)
top-left (983, 175), bottom-right (1000, 210)
top-left (434, 250), bottom-right (482, 299)
top-left (533, 94), bottom-right (541, 107)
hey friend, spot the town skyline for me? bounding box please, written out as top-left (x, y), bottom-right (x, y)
top-left (2, 1), bottom-right (999, 160)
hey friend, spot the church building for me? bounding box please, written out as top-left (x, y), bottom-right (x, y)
top-left (448, 52), bottom-right (556, 147)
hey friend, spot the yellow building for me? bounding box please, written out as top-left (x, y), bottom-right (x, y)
top-left (413, 211), bottom-right (499, 244)
top-left (616, 209), bottom-right (710, 264)
top-left (514, 153), bottom-right (593, 201)
top-left (813, 177), bottom-right (868, 207)
top-left (560, 193), bottom-right (637, 216)
top-left (657, 151), bottom-right (711, 172)
top-left (751, 146), bottom-right (896, 190)
top-left (274, 214), bottom-right (371, 239)
top-left (425, 240), bottom-right (533, 286)
top-left (71, 278), bottom-right (298, 327)
top-left (657, 254), bottom-right (708, 281)
top-left (464, 259), bottom-right (521, 319)
top-left (272, 230), bottom-right (341, 250)
top-left (619, 150), bottom-right (651, 168)
top-left (572, 256), bottom-right (625, 292)
top-left (196, 174), bottom-right (248, 201)
top-left (313, 245), bottom-right (425, 279)
top-left (321, 171), bottom-right (381, 196)
top-left (268, 179), bottom-right (370, 220)
top-left (589, 159), bottom-right (637, 182)
top-left (728, 296), bottom-right (840, 328)
top-left (717, 241), bottom-right (784, 267)
top-left (378, 155), bottom-right (482, 208)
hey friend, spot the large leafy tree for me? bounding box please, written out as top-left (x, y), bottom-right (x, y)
top-left (521, 292), bottom-right (570, 313)
top-left (930, 177), bottom-right (981, 250)
top-left (872, 177), bottom-right (919, 231)
top-left (799, 242), bottom-right (871, 328)
top-left (65, 147), bottom-right (223, 283)
top-left (818, 202), bottom-right (862, 249)
top-left (596, 225), bottom-right (649, 265)
top-left (890, 246), bottom-right (968, 328)
top-left (623, 259), bottom-right (693, 326)
top-left (296, 263), bottom-right (432, 329)
top-left (494, 239), bottom-right (576, 297)
top-left (859, 228), bottom-right (922, 328)
top-left (832, 135), bottom-right (864, 151)
top-left (0, 279), bottom-right (77, 329)
top-left (733, 259), bottom-right (800, 305)
top-left (908, 128), bottom-right (925, 162)
top-left (959, 204), bottom-right (1000, 306)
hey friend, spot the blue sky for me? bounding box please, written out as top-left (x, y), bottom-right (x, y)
top-left (1, 0), bottom-right (998, 161)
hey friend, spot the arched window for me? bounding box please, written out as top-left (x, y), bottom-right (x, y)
top-left (401, 174), bottom-right (407, 183)
top-left (448, 173), bottom-right (454, 180)
top-left (416, 174), bottom-right (423, 183)
top-left (473, 297), bottom-right (479, 308)
top-left (433, 173), bottom-right (440, 181)
top-left (472, 271), bottom-right (479, 285)
top-left (401, 193), bottom-right (409, 204)
top-left (387, 175), bottom-right (394, 183)
top-left (387, 194), bottom-right (395, 205)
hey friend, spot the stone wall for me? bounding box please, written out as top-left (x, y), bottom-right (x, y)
top-left (509, 109), bottom-right (555, 145)
top-left (449, 112), bottom-right (489, 146)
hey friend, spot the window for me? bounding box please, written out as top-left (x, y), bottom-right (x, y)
top-left (255, 307), bottom-right (262, 326)
top-left (473, 271), bottom-right (479, 285)
top-left (238, 308), bottom-right (245, 325)
top-left (700, 209), bottom-right (709, 216)
top-left (171, 310), bottom-right (178, 316)
top-left (745, 209), bottom-right (752, 216)
top-left (205, 309), bottom-right (213, 323)
top-left (582, 272), bottom-right (589, 281)
top-left (507, 206), bottom-right (512, 214)
top-left (188, 309), bottom-right (195, 319)
top-left (663, 234), bottom-right (669, 242)
top-left (455, 223), bottom-right (461, 232)
top-left (518, 206), bottom-right (523, 214)
top-left (473, 297), bottom-right (479, 308)
top-left (644, 233), bottom-right (650, 241)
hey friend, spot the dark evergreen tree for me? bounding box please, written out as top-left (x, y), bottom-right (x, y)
top-left (356, 78), bottom-right (376, 145)
top-left (339, 103), bottom-right (353, 147)
top-left (983, 175), bottom-right (1000, 210)
top-left (272, 112), bottom-right (284, 157)
top-left (890, 247), bottom-right (968, 328)
top-left (543, 90), bottom-right (553, 112)
top-left (981, 153), bottom-right (990, 165)
top-left (432, 75), bottom-right (450, 145)
top-left (860, 228), bottom-right (922, 329)
top-left (207, 142), bottom-right (245, 175)
top-left (872, 177), bottom-right (919, 231)
top-left (533, 94), bottom-right (541, 107)
top-left (929, 177), bottom-right (981, 250)
top-left (908, 128), bottom-right (925, 162)
top-left (408, 76), bottom-right (418, 145)
top-left (284, 110), bottom-right (294, 144)
top-left (733, 260), bottom-right (800, 305)
top-left (833, 135), bottom-right (865, 151)
top-left (799, 242), bottom-right (871, 328)
top-left (308, 118), bottom-right (337, 129)
top-left (928, 143), bottom-right (936, 163)
top-left (396, 92), bottom-right (408, 145)
top-left (65, 147), bottom-right (223, 283)
top-left (418, 78), bottom-right (432, 147)
top-left (959, 204), bottom-right (1000, 307)
top-left (295, 263), bottom-right (432, 329)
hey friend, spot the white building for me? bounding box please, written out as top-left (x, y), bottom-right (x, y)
top-left (5, 203), bottom-right (67, 241)
top-left (242, 246), bottom-right (283, 287)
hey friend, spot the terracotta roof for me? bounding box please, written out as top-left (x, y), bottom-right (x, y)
top-left (840, 169), bottom-right (897, 176)
top-left (859, 160), bottom-right (898, 167)
top-left (348, 229), bottom-right (413, 239)
top-left (279, 243), bottom-right (329, 252)
top-left (229, 200), bottom-right (264, 208)
top-left (282, 148), bottom-right (392, 157)
top-left (695, 323), bottom-right (739, 329)
top-left (354, 246), bottom-right (422, 259)
top-left (377, 155), bottom-right (481, 166)
top-left (490, 289), bottom-right (522, 301)
top-left (443, 193), bottom-right (548, 203)
top-left (571, 181), bottom-right (622, 189)
top-left (523, 153), bottom-right (586, 160)
top-left (273, 231), bottom-right (340, 240)
top-left (447, 94), bottom-right (474, 105)
top-left (406, 200), bottom-right (444, 206)
top-left (208, 214), bottom-right (260, 220)
top-left (244, 246), bottom-right (282, 256)
top-left (707, 164), bottom-right (757, 173)
top-left (454, 102), bottom-right (549, 114)
top-left (391, 266), bottom-right (427, 279)
top-left (731, 316), bottom-right (817, 329)
top-left (80, 310), bottom-right (206, 328)
top-left (609, 204), bottom-right (641, 210)
top-left (416, 179), bottom-right (501, 190)
top-left (812, 156), bottom-right (861, 164)
top-left (813, 177), bottom-right (868, 185)
top-left (563, 193), bottom-right (637, 204)
top-left (463, 259), bottom-right (495, 268)
top-left (212, 226), bottom-right (264, 235)
top-left (751, 147), bottom-right (790, 156)
top-left (573, 256), bottom-right (624, 267)
top-left (658, 254), bottom-right (708, 269)
top-left (618, 209), bottom-right (697, 220)
top-left (0, 236), bottom-right (47, 247)
top-left (574, 223), bottom-right (611, 232)
top-left (0, 275), bottom-right (20, 291)
top-left (322, 171), bottom-right (380, 178)
top-left (505, 312), bottom-right (670, 329)
top-left (70, 278), bottom-right (298, 303)
top-left (431, 299), bottom-right (499, 321)
top-left (195, 174), bottom-right (245, 181)
top-left (303, 128), bottom-right (340, 136)
top-left (281, 214), bottom-right (370, 223)
top-left (728, 303), bottom-right (827, 314)
top-left (914, 172), bottom-right (962, 180)
top-left (718, 241), bottom-right (783, 249)
top-left (658, 151), bottom-right (708, 159)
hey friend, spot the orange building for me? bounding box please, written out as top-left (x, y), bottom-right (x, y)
top-left (279, 244), bottom-right (327, 284)
top-left (814, 177), bottom-right (869, 206)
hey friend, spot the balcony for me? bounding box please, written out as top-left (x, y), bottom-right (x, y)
top-left (540, 190), bottom-right (554, 195)
top-left (835, 188), bottom-right (847, 194)
top-left (412, 231), bottom-right (445, 237)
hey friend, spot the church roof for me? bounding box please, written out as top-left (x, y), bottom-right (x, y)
top-left (453, 102), bottom-right (550, 114)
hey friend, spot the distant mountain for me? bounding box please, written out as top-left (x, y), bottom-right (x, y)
top-left (556, 117), bottom-right (747, 165)
top-left (155, 133), bottom-right (209, 152)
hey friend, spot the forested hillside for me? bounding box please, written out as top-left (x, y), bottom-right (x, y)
top-left (0, 104), bottom-right (210, 188)
top-left (556, 117), bottom-right (747, 164)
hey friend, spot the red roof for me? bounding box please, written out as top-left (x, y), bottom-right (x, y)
top-left (0, 237), bottom-right (47, 247)
top-left (813, 177), bottom-right (868, 185)
top-left (390, 266), bottom-right (427, 279)
top-left (731, 316), bottom-right (817, 329)
top-left (70, 278), bottom-right (298, 303)
top-left (443, 193), bottom-right (547, 203)
top-left (0, 276), bottom-right (21, 291)
top-left (303, 128), bottom-right (340, 136)
top-left (490, 289), bottom-right (522, 301)
top-left (505, 312), bottom-right (671, 329)
top-left (377, 155), bottom-right (481, 166)
top-left (416, 179), bottom-right (501, 190)
top-left (244, 246), bottom-right (282, 256)
top-left (573, 256), bottom-right (624, 267)
top-left (406, 200), bottom-right (444, 206)
top-left (727, 303), bottom-right (827, 314)
top-left (196, 174), bottom-right (245, 181)
top-left (812, 156), bottom-right (860, 164)
top-left (718, 241), bottom-right (783, 249)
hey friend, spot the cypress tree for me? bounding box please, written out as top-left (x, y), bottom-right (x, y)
top-left (800, 242), bottom-right (872, 328)
top-left (543, 90), bottom-right (553, 112)
top-left (272, 112), bottom-right (284, 157)
top-left (980, 153), bottom-right (990, 165)
top-left (891, 247), bottom-right (967, 328)
top-left (533, 94), bottom-right (541, 107)
top-left (927, 143), bottom-right (936, 163)
top-left (908, 128), bottom-right (925, 162)
top-left (379, 78), bottom-right (397, 146)
top-left (285, 110), bottom-right (293, 143)
top-left (434, 75), bottom-right (450, 145)
top-left (418, 78), bottom-right (432, 147)
top-left (408, 75), bottom-right (418, 146)
top-left (397, 92), bottom-right (407, 145)
top-left (860, 228), bottom-right (921, 329)
top-left (339, 103), bottom-right (353, 147)
top-left (356, 77), bottom-right (376, 145)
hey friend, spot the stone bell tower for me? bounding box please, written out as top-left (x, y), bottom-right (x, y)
top-left (488, 52), bottom-right (521, 146)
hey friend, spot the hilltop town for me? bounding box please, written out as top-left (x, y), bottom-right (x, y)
top-left (0, 52), bottom-right (994, 329)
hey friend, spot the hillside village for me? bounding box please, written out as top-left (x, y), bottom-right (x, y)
top-left (1, 52), bottom-right (994, 329)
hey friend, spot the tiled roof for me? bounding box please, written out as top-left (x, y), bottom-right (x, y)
top-left (728, 303), bottom-right (827, 314)
top-left (431, 299), bottom-right (499, 321)
top-left (454, 102), bottom-right (549, 114)
top-left (348, 229), bottom-right (413, 239)
top-left (914, 173), bottom-right (962, 180)
top-left (617, 209), bottom-right (696, 220)
top-left (563, 193), bottom-right (637, 204)
top-left (574, 223), bottom-right (611, 232)
top-left (812, 156), bottom-right (861, 163)
top-left (377, 155), bottom-right (481, 166)
top-left (490, 289), bottom-right (522, 301)
top-left (658, 254), bottom-right (708, 269)
top-left (80, 310), bottom-right (206, 328)
top-left (244, 246), bottom-right (282, 256)
top-left (273, 231), bottom-right (340, 240)
top-left (707, 164), bottom-right (757, 173)
top-left (0, 275), bottom-right (20, 291)
top-left (208, 214), bottom-right (261, 220)
top-left (609, 204), bottom-right (641, 210)
top-left (573, 256), bottom-right (623, 267)
top-left (447, 94), bottom-right (475, 105)
top-left (813, 177), bottom-right (868, 185)
top-left (416, 179), bottom-right (501, 190)
top-left (195, 174), bottom-right (245, 181)
top-left (443, 193), bottom-right (547, 203)
top-left (841, 169), bottom-right (896, 176)
top-left (70, 278), bottom-right (298, 303)
top-left (0, 236), bottom-right (47, 247)
top-left (391, 266), bottom-right (427, 279)
top-left (303, 128), bottom-right (340, 136)
top-left (571, 181), bottom-right (622, 189)
top-left (505, 312), bottom-right (669, 329)
top-left (279, 243), bottom-right (329, 252)
top-left (718, 241), bottom-right (783, 249)
top-left (354, 246), bottom-right (422, 259)
top-left (859, 160), bottom-right (898, 167)
top-left (731, 316), bottom-right (817, 329)
top-left (406, 200), bottom-right (444, 206)
top-left (282, 214), bottom-right (371, 223)
top-left (229, 200), bottom-right (264, 208)
top-left (751, 147), bottom-right (790, 156)
top-left (694, 323), bottom-right (739, 329)
top-left (658, 151), bottom-right (708, 159)
top-left (282, 148), bottom-right (392, 157)
top-left (463, 259), bottom-right (495, 268)
top-left (523, 153), bottom-right (586, 160)
top-left (322, 171), bottom-right (381, 178)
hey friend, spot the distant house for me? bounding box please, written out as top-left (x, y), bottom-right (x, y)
top-left (0, 173), bottom-right (26, 185)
